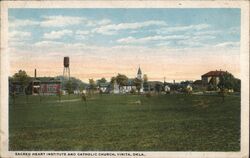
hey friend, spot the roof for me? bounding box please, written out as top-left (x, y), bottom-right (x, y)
top-left (99, 83), bottom-right (110, 87)
top-left (32, 77), bottom-right (61, 83)
top-left (137, 67), bottom-right (142, 75)
top-left (202, 70), bottom-right (229, 77)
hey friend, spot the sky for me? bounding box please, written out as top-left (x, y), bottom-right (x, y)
top-left (8, 8), bottom-right (240, 82)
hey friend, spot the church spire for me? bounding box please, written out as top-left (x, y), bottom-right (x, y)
top-left (137, 65), bottom-right (142, 79)
top-left (137, 65), bottom-right (142, 75)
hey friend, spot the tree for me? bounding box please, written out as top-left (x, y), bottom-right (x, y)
top-left (55, 76), bottom-right (87, 92)
top-left (143, 74), bottom-right (149, 91)
top-left (65, 80), bottom-right (73, 94)
top-left (89, 78), bottom-right (96, 90)
top-left (116, 74), bottom-right (128, 91)
top-left (218, 73), bottom-right (235, 91)
top-left (217, 73), bottom-right (238, 102)
top-left (96, 77), bottom-right (107, 89)
top-left (97, 77), bottom-right (107, 84)
top-left (208, 77), bottom-right (218, 91)
top-left (133, 78), bottom-right (142, 93)
top-left (233, 78), bottom-right (241, 92)
top-left (143, 74), bottom-right (148, 82)
top-left (79, 83), bottom-right (86, 92)
top-left (109, 76), bottom-right (116, 90)
top-left (110, 77), bottom-right (116, 84)
top-left (12, 70), bottom-right (31, 94)
top-left (155, 83), bottom-right (162, 94)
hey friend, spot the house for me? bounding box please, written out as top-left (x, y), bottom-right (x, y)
top-left (164, 85), bottom-right (171, 92)
top-left (201, 70), bottom-right (230, 86)
top-left (98, 82), bottom-right (112, 93)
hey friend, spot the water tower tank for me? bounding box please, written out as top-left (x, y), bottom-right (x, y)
top-left (64, 57), bottom-right (69, 67)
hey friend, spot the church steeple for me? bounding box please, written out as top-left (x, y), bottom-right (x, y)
top-left (137, 66), bottom-right (142, 79)
top-left (137, 67), bottom-right (142, 75)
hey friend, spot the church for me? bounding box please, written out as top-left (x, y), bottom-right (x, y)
top-left (113, 66), bottom-right (144, 94)
top-left (136, 67), bottom-right (144, 93)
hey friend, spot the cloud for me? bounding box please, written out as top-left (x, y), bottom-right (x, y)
top-left (228, 27), bottom-right (240, 34)
top-left (34, 40), bottom-right (64, 47)
top-left (9, 41), bottom-right (27, 47)
top-left (9, 15), bottom-right (113, 29)
top-left (117, 35), bottom-right (189, 44)
top-left (155, 41), bottom-right (172, 47)
top-left (43, 30), bottom-right (73, 39)
top-left (157, 24), bottom-right (210, 34)
top-left (215, 42), bottom-right (240, 48)
top-left (9, 19), bottom-right (39, 28)
top-left (31, 41), bottom-right (98, 56)
top-left (9, 31), bottom-right (31, 42)
top-left (40, 16), bottom-right (112, 28)
top-left (75, 30), bottom-right (92, 40)
top-left (10, 41), bottom-right (240, 82)
top-left (177, 40), bottom-right (207, 48)
top-left (93, 20), bottom-right (167, 35)
top-left (193, 30), bottom-right (221, 36)
top-left (97, 19), bottom-right (112, 25)
top-left (76, 30), bottom-right (91, 35)
top-left (40, 16), bottom-right (85, 27)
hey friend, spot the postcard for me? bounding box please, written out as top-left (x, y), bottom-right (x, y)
top-left (0, 1), bottom-right (249, 158)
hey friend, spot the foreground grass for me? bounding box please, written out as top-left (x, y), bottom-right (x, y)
top-left (9, 94), bottom-right (240, 151)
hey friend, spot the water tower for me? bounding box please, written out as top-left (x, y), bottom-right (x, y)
top-left (63, 56), bottom-right (70, 80)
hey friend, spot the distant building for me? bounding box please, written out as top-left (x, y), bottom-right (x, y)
top-left (98, 82), bottom-right (112, 93)
top-left (113, 80), bottom-right (120, 94)
top-left (9, 69), bottom-right (61, 95)
top-left (26, 77), bottom-right (61, 95)
top-left (137, 67), bottom-right (142, 79)
top-left (201, 70), bottom-right (230, 86)
top-left (136, 66), bottom-right (144, 93)
top-left (113, 66), bottom-right (143, 94)
top-left (9, 78), bottom-right (61, 95)
top-left (164, 85), bottom-right (171, 92)
top-left (113, 79), bottom-right (136, 94)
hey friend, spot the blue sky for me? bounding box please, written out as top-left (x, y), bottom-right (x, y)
top-left (8, 8), bottom-right (241, 81)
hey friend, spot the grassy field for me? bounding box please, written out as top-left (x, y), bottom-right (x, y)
top-left (9, 93), bottom-right (240, 151)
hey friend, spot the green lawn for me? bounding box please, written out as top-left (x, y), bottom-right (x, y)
top-left (9, 93), bottom-right (240, 151)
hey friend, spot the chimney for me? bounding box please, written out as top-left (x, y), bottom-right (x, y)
top-left (34, 69), bottom-right (37, 79)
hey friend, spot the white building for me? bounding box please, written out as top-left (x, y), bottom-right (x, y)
top-left (113, 66), bottom-right (144, 94)
top-left (136, 66), bottom-right (144, 93)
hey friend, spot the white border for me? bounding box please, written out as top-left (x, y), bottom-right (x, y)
top-left (1, 1), bottom-right (249, 158)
